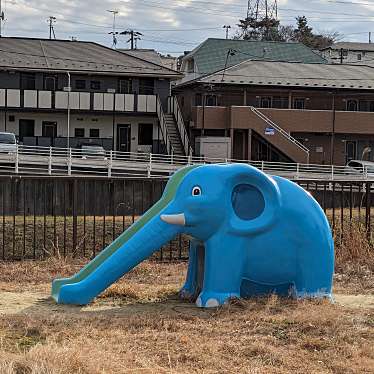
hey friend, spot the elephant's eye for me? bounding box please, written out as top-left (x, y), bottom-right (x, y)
top-left (192, 186), bottom-right (202, 196)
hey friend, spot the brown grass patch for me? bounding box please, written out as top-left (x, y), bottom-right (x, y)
top-left (0, 259), bottom-right (372, 373)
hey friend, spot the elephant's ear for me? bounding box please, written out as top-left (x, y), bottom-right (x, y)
top-left (228, 164), bottom-right (281, 236)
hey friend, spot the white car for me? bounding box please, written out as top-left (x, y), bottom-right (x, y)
top-left (81, 145), bottom-right (107, 160)
top-left (0, 132), bottom-right (17, 153)
top-left (345, 160), bottom-right (374, 175)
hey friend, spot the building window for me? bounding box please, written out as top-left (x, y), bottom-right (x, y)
top-left (90, 129), bottom-right (100, 138)
top-left (186, 59), bottom-right (194, 73)
top-left (357, 53), bottom-right (362, 61)
top-left (138, 123), bottom-right (153, 145)
top-left (90, 81), bottom-right (101, 90)
top-left (205, 95), bottom-right (217, 106)
top-left (76, 80), bottom-right (86, 90)
top-left (260, 97), bottom-right (272, 108)
top-left (359, 100), bottom-right (369, 112)
top-left (272, 97), bottom-right (289, 109)
top-left (119, 79), bottom-right (132, 94)
top-left (44, 75), bottom-right (57, 91)
top-left (139, 78), bottom-right (154, 95)
top-left (293, 98), bottom-right (306, 110)
top-left (75, 128), bottom-right (85, 137)
top-left (195, 93), bottom-right (202, 106)
top-left (20, 73), bottom-right (36, 90)
top-left (347, 99), bottom-right (358, 111)
top-left (342, 50), bottom-right (348, 57)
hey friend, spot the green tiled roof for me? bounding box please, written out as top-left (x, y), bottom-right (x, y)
top-left (186, 38), bottom-right (326, 76)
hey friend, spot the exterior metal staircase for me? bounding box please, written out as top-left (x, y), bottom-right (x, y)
top-left (249, 106), bottom-right (310, 164)
top-left (156, 96), bottom-right (192, 157)
top-left (164, 114), bottom-right (185, 156)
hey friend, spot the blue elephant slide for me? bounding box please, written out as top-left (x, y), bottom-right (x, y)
top-left (52, 164), bottom-right (334, 308)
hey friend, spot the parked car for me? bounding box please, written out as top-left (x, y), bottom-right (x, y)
top-left (80, 145), bottom-right (107, 160)
top-left (345, 160), bottom-right (374, 175)
top-left (0, 132), bottom-right (17, 153)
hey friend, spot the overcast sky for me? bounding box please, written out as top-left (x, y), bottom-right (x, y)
top-left (1, 0), bottom-right (374, 55)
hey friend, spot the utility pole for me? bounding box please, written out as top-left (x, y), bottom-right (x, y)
top-left (0, 0), bottom-right (5, 37)
top-left (48, 16), bottom-right (56, 39)
top-left (223, 25), bottom-right (231, 39)
top-left (121, 30), bottom-right (143, 50)
top-left (107, 10), bottom-right (119, 48)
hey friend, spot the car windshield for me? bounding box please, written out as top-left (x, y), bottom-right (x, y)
top-left (348, 161), bottom-right (364, 169)
top-left (0, 134), bottom-right (16, 144)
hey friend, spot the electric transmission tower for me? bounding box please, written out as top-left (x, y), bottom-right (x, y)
top-left (246, 0), bottom-right (277, 20)
top-left (239, 0), bottom-right (278, 41)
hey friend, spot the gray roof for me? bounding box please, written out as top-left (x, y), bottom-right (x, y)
top-left (119, 49), bottom-right (164, 66)
top-left (325, 42), bottom-right (374, 52)
top-left (182, 38), bottom-right (326, 76)
top-left (0, 37), bottom-right (181, 78)
top-left (188, 60), bottom-right (374, 90)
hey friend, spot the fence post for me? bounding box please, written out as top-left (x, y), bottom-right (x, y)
top-left (48, 146), bottom-right (52, 175)
top-left (171, 150), bottom-right (174, 165)
top-left (15, 144), bottom-right (19, 174)
top-left (72, 179), bottom-right (78, 254)
top-left (296, 163), bottom-right (300, 179)
top-left (108, 150), bottom-right (113, 178)
top-left (331, 165), bottom-right (334, 181)
top-left (68, 148), bottom-right (72, 176)
top-left (261, 161), bottom-right (264, 171)
top-left (148, 153), bottom-right (152, 178)
top-left (188, 153), bottom-right (192, 165)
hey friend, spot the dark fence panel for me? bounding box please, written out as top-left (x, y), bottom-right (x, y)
top-left (0, 176), bottom-right (372, 261)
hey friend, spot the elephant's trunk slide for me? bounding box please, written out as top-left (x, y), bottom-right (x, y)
top-left (51, 215), bottom-right (180, 305)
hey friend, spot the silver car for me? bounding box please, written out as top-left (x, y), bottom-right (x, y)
top-left (0, 132), bottom-right (17, 153)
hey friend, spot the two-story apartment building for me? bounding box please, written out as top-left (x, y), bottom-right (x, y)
top-left (174, 58), bottom-right (374, 165)
top-left (0, 37), bottom-right (183, 154)
top-left (321, 42), bottom-right (374, 66)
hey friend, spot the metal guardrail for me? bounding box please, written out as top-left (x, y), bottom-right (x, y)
top-left (0, 144), bottom-right (373, 181)
top-left (168, 96), bottom-right (193, 156)
top-left (250, 106), bottom-right (310, 157)
top-left (0, 176), bottom-right (372, 261)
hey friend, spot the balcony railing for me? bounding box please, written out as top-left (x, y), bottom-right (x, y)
top-left (192, 105), bottom-right (374, 134)
top-left (0, 89), bottom-right (157, 113)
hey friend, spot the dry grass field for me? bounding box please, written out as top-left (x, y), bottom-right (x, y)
top-left (0, 225), bottom-right (372, 373)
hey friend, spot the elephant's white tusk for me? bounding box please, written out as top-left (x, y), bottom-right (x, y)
top-left (160, 214), bottom-right (186, 226)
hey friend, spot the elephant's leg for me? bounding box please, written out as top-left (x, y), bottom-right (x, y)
top-left (196, 236), bottom-right (244, 308)
top-left (293, 246), bottom-right (334, 300)
top-left (179, 239), bottom-right (203, 301)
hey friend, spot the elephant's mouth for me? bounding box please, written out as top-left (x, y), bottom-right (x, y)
top-left (160, 214), bottom-right (186, 226)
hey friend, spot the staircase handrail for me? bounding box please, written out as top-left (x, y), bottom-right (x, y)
top-left (250, 106), bottom-right (310, 155)
top-left (168, 96), bottom-right (193, 156)
top-left (156, 96), bottom-right (175, 155)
